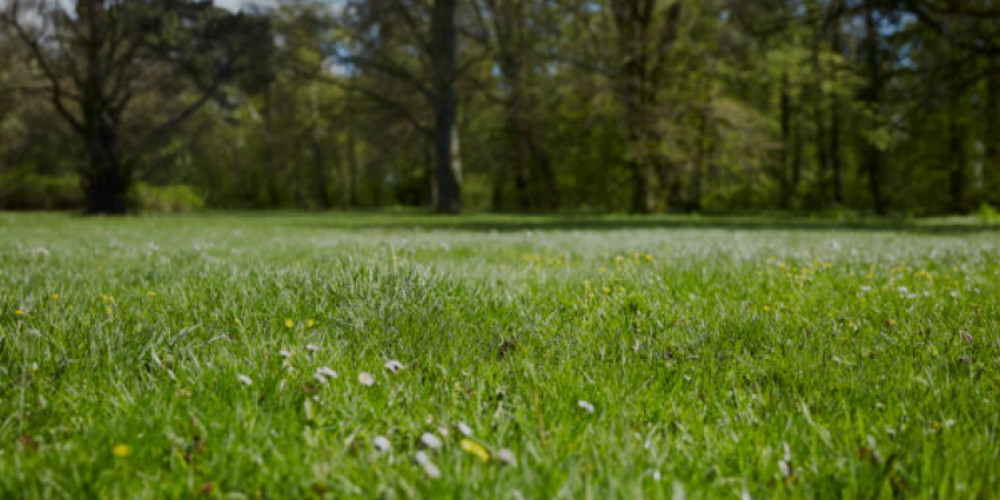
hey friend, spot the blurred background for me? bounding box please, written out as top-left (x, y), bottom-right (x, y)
top-left (1, 0), bottom-right (999, 216)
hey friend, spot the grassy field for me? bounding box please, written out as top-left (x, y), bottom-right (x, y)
top-left (1, 212), bottom-right (998, 498)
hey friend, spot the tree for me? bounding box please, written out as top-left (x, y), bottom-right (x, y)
top-left (608, 0), bottom-right (684, 213)
top-left (1, 0), bottom-right (271, 214)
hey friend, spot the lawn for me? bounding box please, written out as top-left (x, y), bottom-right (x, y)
top-left (1, 212), bottom-right (998, 498)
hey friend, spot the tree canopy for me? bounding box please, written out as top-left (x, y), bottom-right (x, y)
top-left (2, 0), bottom-right (999, 215)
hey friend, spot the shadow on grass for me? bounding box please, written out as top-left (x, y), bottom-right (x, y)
top-left (279, 211), bottom-right (1000, 234)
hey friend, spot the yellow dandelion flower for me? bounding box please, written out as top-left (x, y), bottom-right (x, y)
top-left (147, 291), bottom-right (156, 297)
top-left (285, 318), bottom-right (294, 328)
top-left (306, 319), bottom-right (315, 327)
top-left (51, 294), bottom-right (59, 300)
top-left (112, 443), bottom-right (132, 458)
top-left (105, 306), bottom-right (113, 314)
top-left (15, 309), bottom-right (26, 317)
top-left (460, 438), bottom-right (491, 462)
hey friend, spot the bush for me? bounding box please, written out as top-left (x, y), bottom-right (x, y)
top-left (131, 183), bottom-right (206, 212)
top-left (978, 203), bottom-right (1000, 224)
top-left (0, 172), bottom-right (83, 210)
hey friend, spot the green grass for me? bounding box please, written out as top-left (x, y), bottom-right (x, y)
top-left (1, 212), bottom-right (998, 498)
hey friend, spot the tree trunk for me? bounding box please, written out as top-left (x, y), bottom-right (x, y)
top-left (690, 104), bottom-right (710, 212)
top-left (830, 18), bottom-right (844, 206)
top-left (431, 0), bottom-right (461, 214)
top-left (948, 82), bottom-right (966, 213)
top-left (812, 31), bottom-right (830, 205)
top-left (82, 137), bottom-right (130, 215)
top-left (527, 134), bottom-right (561, 210)
top-left (863, 3), bottom-right (885, 215)
top-left (985, 56), bottom-right (1000, 206)
top-left (779, 74), bottom-right (792, 208)
top-left (312, 133), bottom-right (330, 209)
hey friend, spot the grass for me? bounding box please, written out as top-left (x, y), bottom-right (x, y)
top-left (0, 212), bottom-right (998, 498)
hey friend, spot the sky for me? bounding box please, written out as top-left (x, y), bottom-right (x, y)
top-left (215, 0), bottom-right (274, 10)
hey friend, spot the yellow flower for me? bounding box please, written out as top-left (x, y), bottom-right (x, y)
top-left (15, 309), bottom-right (25, 317)
top-left (147, 291), bottom-right (156, 297)
top-left (460, 438), bottom-right (491, 462)
top-left (51, 294), bottom-right (59, 300)
top-left (112, 443), bottom-right (132, 458)
top-left (306, 319), bottom-right (315, 327)
top-left (105, 306), bottom-right (113, 314)
top-left (284, 318), bottom-right (294, 328)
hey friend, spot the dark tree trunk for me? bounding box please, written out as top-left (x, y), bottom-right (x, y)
top-left (863, 3), bottom-right (885, 215)
top-left (779, 74), bottom-right (792, 208)
top-left (312, 133), bottom-right (330, 209)
top-left (431, 0), bottom-right (461, 214)
top-left (690, 104), bottom-right (710, 212)
top-left (830, 18), bottom-right (844, 206)
top-left (812, 31), bottom-right (830, 205)
top-left (526, 134), bottom-right (561, 210)
top-left (82, 136), bottom-right (130, 215)
top-left (986, 57), bottom-right (1000, 206)
top-left (345, 120), bottom-right (359, 208)
top-left (948, 76), bottom-right (967, 213)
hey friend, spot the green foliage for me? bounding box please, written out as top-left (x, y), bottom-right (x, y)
top-left (130, 183), bottom-right (206, 213)
top-left (0, 172), bottom-right (82, 210)
top-left (978, 203), bottom-right (1000, 224)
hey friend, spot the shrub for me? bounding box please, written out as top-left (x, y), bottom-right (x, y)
top-left (131, 183), bottom-right (206, 212)
top-left (0, 172), bottom-right (83, 210)
top-left (978, 203), bottom-right (1000, 224)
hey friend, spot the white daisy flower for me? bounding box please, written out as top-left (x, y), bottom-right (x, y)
top-left (316, 366), bottom-right (338, 379)
top-left (306, 343), bottom-right (319, 353)
top-left (358, 371), bottom-right (375, 386)
top-left (496, 448), bottom-right (517, 467)
top-left (384, 359), bottom-right (405, 373)
top-left (238, 374), bottom-right (253, 386)
top-left (279, 349), bottom-right (292, 358)
top-left (577, 400), bottom-right (595, 414)
top-left (420, 432), bottom-right (443, 449)
top-left (414, 451), bottom-right (441, 478)
top-left (457, 422), bottom-right (473, 437)
top-left (373, 435), bottom-right (391, 453)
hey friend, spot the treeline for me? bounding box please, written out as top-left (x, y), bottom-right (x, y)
top-left (2, 0), bottom-right (1000, 215)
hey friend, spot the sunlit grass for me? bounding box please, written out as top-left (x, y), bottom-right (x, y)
top-left (1, 212), bottom-right (998, 498)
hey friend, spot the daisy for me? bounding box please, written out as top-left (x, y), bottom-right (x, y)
top-left (577, 400), bottom-right (595, 414)
top-left (384, 359), bottom-right (405, 373)
top-left (373, 435), bottom-right (391, 453)
top-left (238, 374), bottom-right (253, 386)
top-left (358, 372), bottom-right (374, 386)
top-left (414, 451), bottom-right (441, 479)
top-left (420, 432), bottom-right (443, 449)
top-left (496, 448), bottom-right (517, 467)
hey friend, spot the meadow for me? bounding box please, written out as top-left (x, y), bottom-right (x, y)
top-left (1, 212), bottom-right (998, 498)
